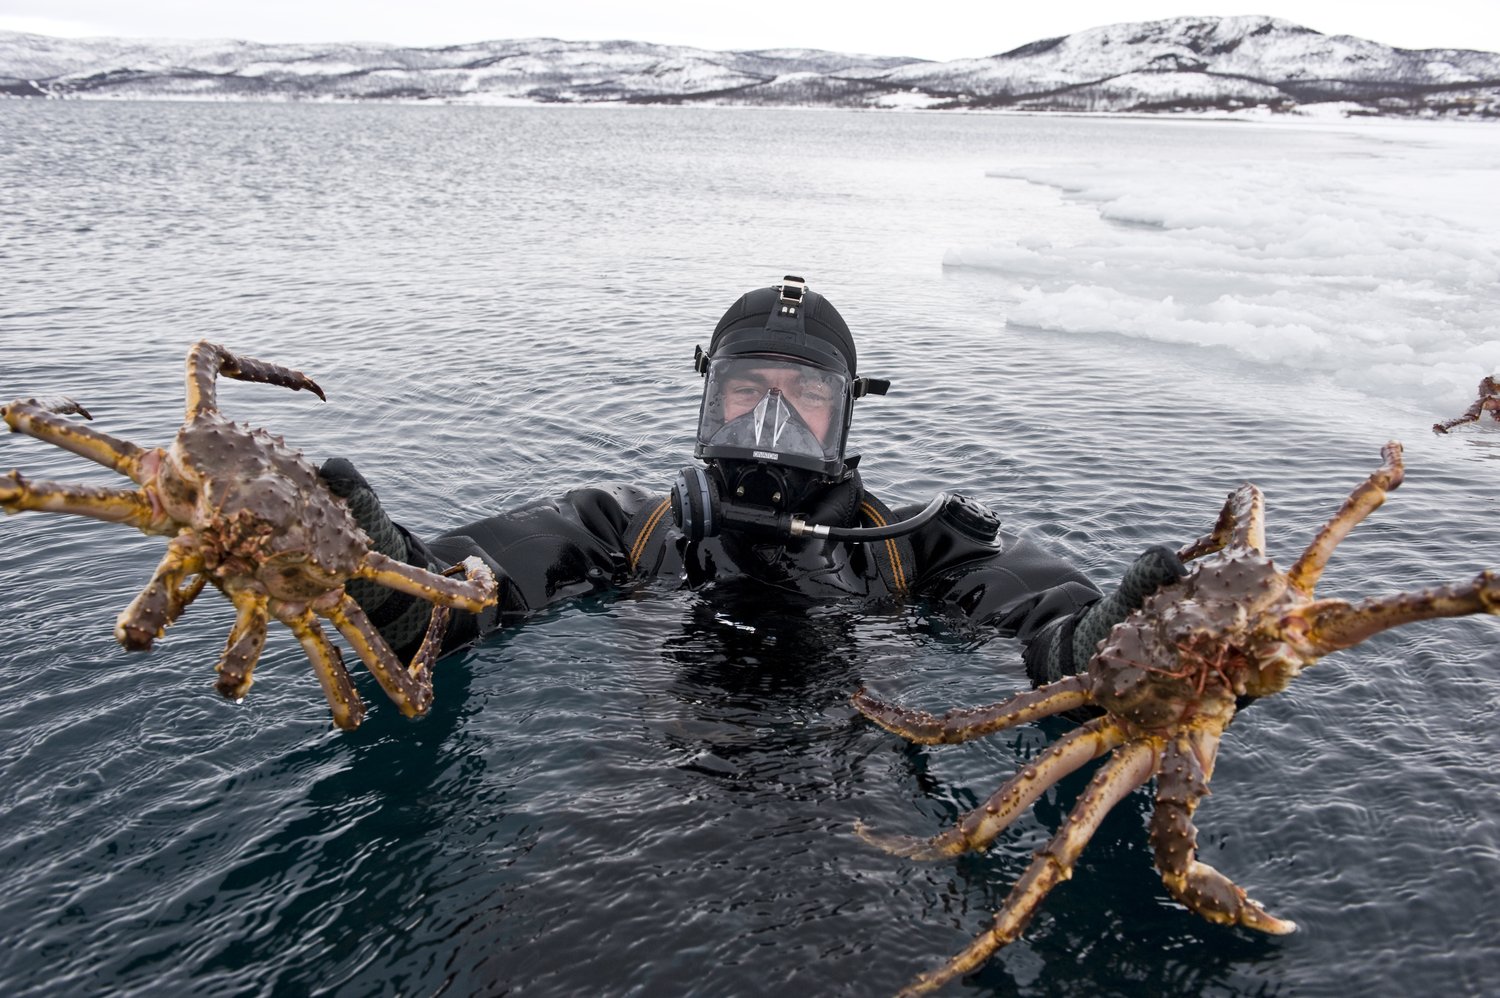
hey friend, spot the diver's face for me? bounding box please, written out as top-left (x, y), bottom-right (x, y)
top-left (721, 366), bottom-right (836, 442)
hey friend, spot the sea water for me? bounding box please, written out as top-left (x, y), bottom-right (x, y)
top-left (0, 102), bottom-right (1497, 997)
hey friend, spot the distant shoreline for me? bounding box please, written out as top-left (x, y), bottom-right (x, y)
top-left (5, 16), bottom-right (1498, 120)
top-left (7, 94), bottom-right (1497, 126)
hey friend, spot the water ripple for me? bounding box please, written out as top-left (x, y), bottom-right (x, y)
top-left (0, 102), bottom-right (1497, 998)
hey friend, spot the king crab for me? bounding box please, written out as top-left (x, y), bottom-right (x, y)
top-left (853, 442), bottom-right (1500, 996)
top-left (1, 341), bottom-right (497, 729)
top-left (1433, 375), bottom-right (1500, 433)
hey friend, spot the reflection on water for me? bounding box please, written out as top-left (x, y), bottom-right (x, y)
top-left (0, 101), bottom-right (1497, 998)
top-left (667, 584), bottom-right (865, 703)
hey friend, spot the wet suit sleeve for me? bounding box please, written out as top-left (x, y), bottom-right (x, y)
top-left (410, 484), bottom-right (666, 658)
top-left (920, 530), bottom-right (1103, 643)
top-left (901, 499), bottom-right (1198, 692)
top-left (1020, 545), bottom-right (1186, 687)
top-left (901, 501), bottom-right (1102, 686)
top-left (319, 459), bottom-right (659, 663)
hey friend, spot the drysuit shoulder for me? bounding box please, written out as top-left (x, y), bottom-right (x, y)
top-left (562, 483), bottom-right (663, 547)
top-left (918, 519), bottom-right (1101, 640)
top-left (898, 495), bottom-right (1008, 586)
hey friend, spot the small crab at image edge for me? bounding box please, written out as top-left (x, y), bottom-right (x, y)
top-left (1433, 375), bottom-right (1500, 434)
top-left (852, 442), bottom-right (1500, 996)
top-left (1, 341), bottom-right (497, 730)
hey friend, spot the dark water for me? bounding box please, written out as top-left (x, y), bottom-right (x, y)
top-left (1, 102), bottom-right (1497, 998)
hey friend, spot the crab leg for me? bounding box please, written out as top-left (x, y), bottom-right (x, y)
top-left (1433, 377), bottom-right (1500, 434)
top-left (3, 398), bottom-right (156, 483)
top-left (893, 737), bottom-right (1163, 998)
top-left (1178, 481), bottom-right (1265, 562)
top-left (356, 552), bottom-right (497, 614)
top-left (1282, 571), bottom-right (1500, 656)
top-left (852, 676), bottom-right (1092, 745)
top-left (215, 587), bottom-right (271, 699)
top-left (271, 600), bottom-right (366, 730)
top-left (318, 592), bottom-right (441, 717)
top-left (114, 537), bottom-right (207, 650)
top-left (1151, 725), bottom-right (1296, 934)
top-left (857, 717), bottom-right (1128, 860)
top-left (1286, 442), bottom-right (1403, 595)
top-left (185, 341), bottom-right (325, 419)
top-left (0, 471), bottom-right (173, 533)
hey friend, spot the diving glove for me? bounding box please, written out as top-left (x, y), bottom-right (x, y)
top-left (1025, 545), bottom-right (1187, 686)
top-left (318, 457), bottom-right (414, 565)
top-left (318, 457), bottom-right (442, 651)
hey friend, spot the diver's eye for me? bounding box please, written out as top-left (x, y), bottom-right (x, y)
top-left (794, 382), bottom-right (834, 408)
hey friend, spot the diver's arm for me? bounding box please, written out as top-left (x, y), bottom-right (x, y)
top-left (901, 502), bottom-right (1104, 686)
top-left (319, 460), bottom-right (655, 661)
top-left (926, 532), bottom-right (1103, 644)
top-left (423, 484), bottom-right (657, 612)
top-left (907, 510), bottom-right (1102, 641)
top-left (902, 500), bottom-right (1194, 691)
top-left (318, 458), bottom-right (503, 660)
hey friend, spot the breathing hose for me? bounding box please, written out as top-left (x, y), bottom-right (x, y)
top-left (671, 464), bottom-right (953, 543)
top-left (785, 493), bottom-right (946, 540)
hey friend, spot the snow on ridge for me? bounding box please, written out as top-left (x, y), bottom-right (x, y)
top-left (1, 17), bottom-right (1496, 117)
top-left (885, 14), bottom-right (1500, 109)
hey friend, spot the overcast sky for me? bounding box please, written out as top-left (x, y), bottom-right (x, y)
top-left (1, 1), bottom-right (1495, 61)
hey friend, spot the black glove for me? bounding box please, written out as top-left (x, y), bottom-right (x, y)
top-left (1025, 545), bottom-right (1187, 686)
top-left (318, 457), bottom-right (440, 650)
top-left (319, 457), bottom-right (415, 564)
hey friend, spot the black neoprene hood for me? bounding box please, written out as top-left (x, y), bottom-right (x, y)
top-left (708, 285), bottom-right (857, 375)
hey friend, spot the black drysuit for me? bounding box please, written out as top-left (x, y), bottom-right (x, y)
top-left (347, 472), bottom-right (1102, 669)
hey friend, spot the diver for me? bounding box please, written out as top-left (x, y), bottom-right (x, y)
top-left (319, 277), bottom-right (1188, 693)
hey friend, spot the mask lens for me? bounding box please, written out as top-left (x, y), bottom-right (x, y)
top-left (697, 356), bottom-right (848, 465)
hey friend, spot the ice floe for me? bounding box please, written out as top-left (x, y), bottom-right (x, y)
top-left (945, 122), bottom-right (1500, 410)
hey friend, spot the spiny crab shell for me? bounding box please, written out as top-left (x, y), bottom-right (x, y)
top-left (1095, 546), bottom-right (1298, 729)
top-left (151, 414), bottom-right (363, 603)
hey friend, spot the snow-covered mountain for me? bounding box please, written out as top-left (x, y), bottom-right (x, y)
top-left (889, 16), bottom-right (1500, 114)
top-left (2, 16), bottom-right (1496, 117)
top-left (0, 34), bottom-right (918, 104)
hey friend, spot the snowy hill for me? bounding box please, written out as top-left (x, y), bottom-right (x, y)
top-left (888, 16), bottom-right (1500, 114)
top-left (2, 16), bottom-right (1496, 117)
top-left (0, 34), bottom-right (917, 104)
